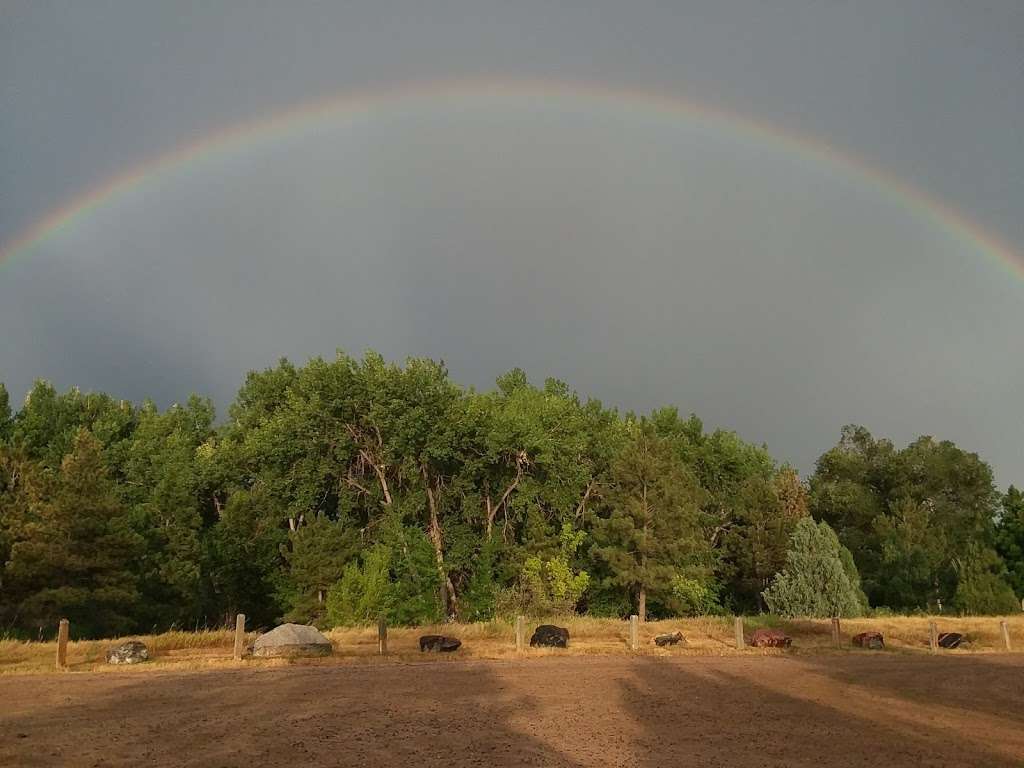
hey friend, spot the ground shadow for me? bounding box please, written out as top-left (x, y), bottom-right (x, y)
top-left (0, 660), bottom-right (592, 768)
top-left (795, 650), bottom-right (1024, 725)
top-left (618, 654), bottom-right (1024, 768)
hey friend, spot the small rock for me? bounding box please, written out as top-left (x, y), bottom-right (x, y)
top-left (106, 641), bottom-right (149, 665)
top-left (852, 631), bottom-right (884, 650)
top-left (419, 635), bottom-right (462, 652)
top-left (938, 632), bottom-right (966, 649)
top-left (749, 628), bottom-right (792, 648)
top-left (654, 631), bottom-right (686, 647)
top-left (530, 625), bottom-right (569, 648)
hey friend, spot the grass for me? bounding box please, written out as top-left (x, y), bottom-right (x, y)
top-left (2, 614), bottom-right (1021, 675)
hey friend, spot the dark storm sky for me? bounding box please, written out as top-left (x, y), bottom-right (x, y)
top-left (1, 1), bottom-right (1022, 484)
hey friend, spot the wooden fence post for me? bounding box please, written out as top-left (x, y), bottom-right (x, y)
top-left (55, 618), bottom-right (69, 670)
top-left (515, 616), bottom-right (525, 653)
top-left (1000, 620), bottom-right (1012, 652)
top-left (378, 617), bottom-right (388, 656)
top-left (929, 621), bottom-right (938, 653)
top-left (232, 613), bottom-right (246, 660)
top-left (831, 617), bottom-right (841, 648)
top-left (734, 616), bottom-right (744, 650)
top-left (629, 615), bottom-right (639, 651)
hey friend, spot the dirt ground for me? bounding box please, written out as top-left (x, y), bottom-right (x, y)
top-left (2, 654), bottom-right (1023, 767)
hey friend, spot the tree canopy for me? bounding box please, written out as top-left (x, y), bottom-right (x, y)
top-left (0, 356), bottom-right (1020, 638)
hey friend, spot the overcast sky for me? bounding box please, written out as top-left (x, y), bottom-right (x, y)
top-left (1, 1), bottom-right (1022, 485)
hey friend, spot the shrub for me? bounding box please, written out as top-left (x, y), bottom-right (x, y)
top-left (670, 575), bottom-right (722, 616)
top-left (499, 524), bottom-right (589, 616)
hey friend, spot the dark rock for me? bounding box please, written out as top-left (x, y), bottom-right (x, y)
top-left (654, 632), bottom-right (686, 647)
top-left (106, 640), bottom-right (149, 665)
top-left (419, 635), bottom-right (462, 652)
top-left (749, 628), bottom-right (792, 648)
top-left (530, 625), bottom-right (569, 648)
top-left (852, 631), bottom-right (885, 650)
top-left (938, 632), bottom-right (965, 649)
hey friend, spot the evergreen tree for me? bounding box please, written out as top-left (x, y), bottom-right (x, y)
top-left (593, 423), bottom-right (709, 621)
top-left (724, 468), bottom-right (808, 611)
top-left (762, 518), bottom-right (867, 618)
top-left (4, 430), bottom-right (142, 637)
top-left (952, 545), bottom-right (1020, 614)
top-left (0, 382), bottom-right (11, 442)
top-left (283, 514), bottom-right (359, 624)
top-left (995, 487), bottom-right (1024, 601)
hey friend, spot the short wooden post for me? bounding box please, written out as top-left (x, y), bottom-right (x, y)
top-left (629, 615), bottom-right (639, 651)
top-left (515, 615), bottom-right (525, 653)
top-left (1000, 620), bottom-right (1012, 651)
top-left (55, 618), bottom-right (69, 670)
top-left (232, 613), bottom-right (246, 660)
top-left (734, 616), bottom-right (744, 649)
top-left (929, 621), bottom-right (938, 653)
top-left (831, 617), bottom-right (841, 648)
top-left (378, 617), bottom-right (388, 655)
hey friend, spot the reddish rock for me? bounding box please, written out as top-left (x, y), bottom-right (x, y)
top-left (852, 631), bottom-right (885, 650)
top-left (749, 628), bottom-right (792, 648)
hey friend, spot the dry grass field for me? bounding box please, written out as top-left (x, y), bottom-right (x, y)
top-left (1, 614), bottom-right (1021, 674)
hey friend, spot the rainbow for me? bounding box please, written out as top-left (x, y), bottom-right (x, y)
top-left (2, 77), bottom-right (1022, 277)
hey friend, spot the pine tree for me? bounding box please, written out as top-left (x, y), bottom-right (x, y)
top-left (593, 423), bottom-right (709, 621)
top-left (762, 518), bottom-right (867, 618)
top-left (284, 514), bottom-right (359, 624)
top-left (0, 382), bottom-right (11, 442)
top-left (996, 487), bottom-right (1024, 601)
top-left (5, 430), bottom-right (142, 637)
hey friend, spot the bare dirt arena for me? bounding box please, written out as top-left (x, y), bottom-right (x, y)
top-left (3, 655), bottom-right (1023, 767)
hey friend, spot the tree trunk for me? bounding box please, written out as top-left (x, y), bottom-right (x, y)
top-left (639, 480), bottom-right (649, 623)
top-left (423, 465), bottom-right (456, 618)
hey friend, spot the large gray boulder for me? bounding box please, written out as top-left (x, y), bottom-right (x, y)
top-left (253, 623), bottom-right (332, 658)
top-left (107, 640), bottom-right (149, 664)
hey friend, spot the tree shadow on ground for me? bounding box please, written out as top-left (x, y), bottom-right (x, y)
top-left (619, 655), bottom-right (1024, 768)
top-left (0, 660), bottom-right (592, 768)
top-left (794, 650), bottom-right (1024, 725)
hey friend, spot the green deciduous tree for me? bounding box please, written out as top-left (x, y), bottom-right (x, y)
top-left (810, 425), bottom-right (1011, 612)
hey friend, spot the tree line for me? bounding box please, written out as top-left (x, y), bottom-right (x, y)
top-left (0, 351), bottom-right (1020, 638)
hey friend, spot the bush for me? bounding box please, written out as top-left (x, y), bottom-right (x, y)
top-left (460, 538), bottom-right (501, 622)
top-left (499, 524), bottom-right (589, 616)
top-left (325, 546), bottom-right (393, 626)
top-left (953, 547), bottom-right (1021, 615)
top-left (325, 521), bottom-right (443, 627)
top-left (670, 575), bottom-right (722, 616)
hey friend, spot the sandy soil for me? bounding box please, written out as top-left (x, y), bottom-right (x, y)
top-left (2, 654), bottom-right (1023, 767)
